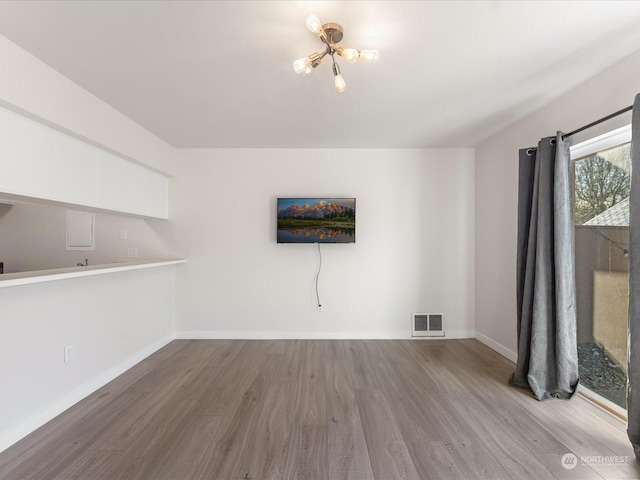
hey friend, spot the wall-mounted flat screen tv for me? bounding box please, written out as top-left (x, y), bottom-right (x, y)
top-left (277, 198), bottom-right (356, 243)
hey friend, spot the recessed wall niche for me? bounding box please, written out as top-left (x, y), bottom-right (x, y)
top-left (0, 201), bottom-right (172, 274)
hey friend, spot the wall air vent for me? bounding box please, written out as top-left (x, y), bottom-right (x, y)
top-left (412, 313), bottom-right (445, 337)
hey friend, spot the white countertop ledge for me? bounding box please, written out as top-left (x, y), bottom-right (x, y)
top-left (0, 259), bottom-right (186, 288)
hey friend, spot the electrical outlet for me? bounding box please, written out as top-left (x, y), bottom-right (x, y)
top-left (317, 304), bottom-right (324, 312)
top-left (64, 345), bottom-right (73, 363)
top-left (119, 229), bottom-right (127, 240)
top-left (127, 247), bottom-right (138, 258)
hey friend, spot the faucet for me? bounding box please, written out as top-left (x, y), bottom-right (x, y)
top-left (77, 259), bottom-right (89, 267)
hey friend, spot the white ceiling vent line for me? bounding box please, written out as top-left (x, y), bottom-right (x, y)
top-left (412, 313), bottom-right (445, 337)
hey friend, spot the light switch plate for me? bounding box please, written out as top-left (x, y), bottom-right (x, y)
top-left (64, 345), bottom-right (73, 363)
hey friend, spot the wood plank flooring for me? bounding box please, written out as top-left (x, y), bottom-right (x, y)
top-left (0, 339), bottom-right (638, 479)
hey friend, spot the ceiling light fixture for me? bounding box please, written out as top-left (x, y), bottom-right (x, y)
top-left (293, 14), bottom-right (380, 93)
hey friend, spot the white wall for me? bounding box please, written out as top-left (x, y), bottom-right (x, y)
top-left (0, 202), bottom-right (174, 273)
top-left (171, 148), bottom-right (475, 339)
top-left (0, 265), bottom-right (177, 452)
top-left (474, 49), bottom-right (640, 360)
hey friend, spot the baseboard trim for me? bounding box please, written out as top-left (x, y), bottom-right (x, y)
top-left (474, 331), bottom-right (517, 363)
top-left (175, 330), bottom-right (476, 340)
top-left (0, 333), bottom-right (175, 454)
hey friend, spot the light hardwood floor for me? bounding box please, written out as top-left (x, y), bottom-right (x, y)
top-left (0, 339), bottom-right (638, 479)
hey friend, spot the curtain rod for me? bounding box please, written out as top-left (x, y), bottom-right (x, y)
top-left (562, 105), bottom-right (633, 140)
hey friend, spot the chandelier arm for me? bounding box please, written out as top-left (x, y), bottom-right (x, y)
top-left (317, 31), bottom-right (329, 46)
top-left (308, 50), bottom-right (329, 69)
top-left (330, 52), bottom-right (340, 74)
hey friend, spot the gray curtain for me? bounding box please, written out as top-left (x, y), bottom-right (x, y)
top-left (509, 132), bottom-right (579, 400)
top-left (628, 94), bottom-right (640, 461)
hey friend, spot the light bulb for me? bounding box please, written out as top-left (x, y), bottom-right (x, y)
top-left (306, 15), bottom-right (322, 34)
top-left (332, 60), bottom-right (346, 93)
top-left (359, 50), bottom-right (380, 63)
top-left (334, 74), bottom-right (346, 93)
top-left (340, 48), bottom-right (359, 64)
top-left (293, 57), bottom-right (310, 74)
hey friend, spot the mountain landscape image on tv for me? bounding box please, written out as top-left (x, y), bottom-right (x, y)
top-left (277, 198), bottom-right (356, 243)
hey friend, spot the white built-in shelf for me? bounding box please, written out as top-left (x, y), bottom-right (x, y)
top-left (0, 259), bottom-right (186, 288)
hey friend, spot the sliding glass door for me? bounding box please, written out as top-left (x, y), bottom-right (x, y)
top-left (573, 127), bottom-right (630, 410)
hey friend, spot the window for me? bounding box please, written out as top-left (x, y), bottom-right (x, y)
top-left (571, 125), bottom-right (630, 412)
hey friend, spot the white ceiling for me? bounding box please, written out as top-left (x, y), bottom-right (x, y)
top-left (1, 1), bottom-right (640, 149)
